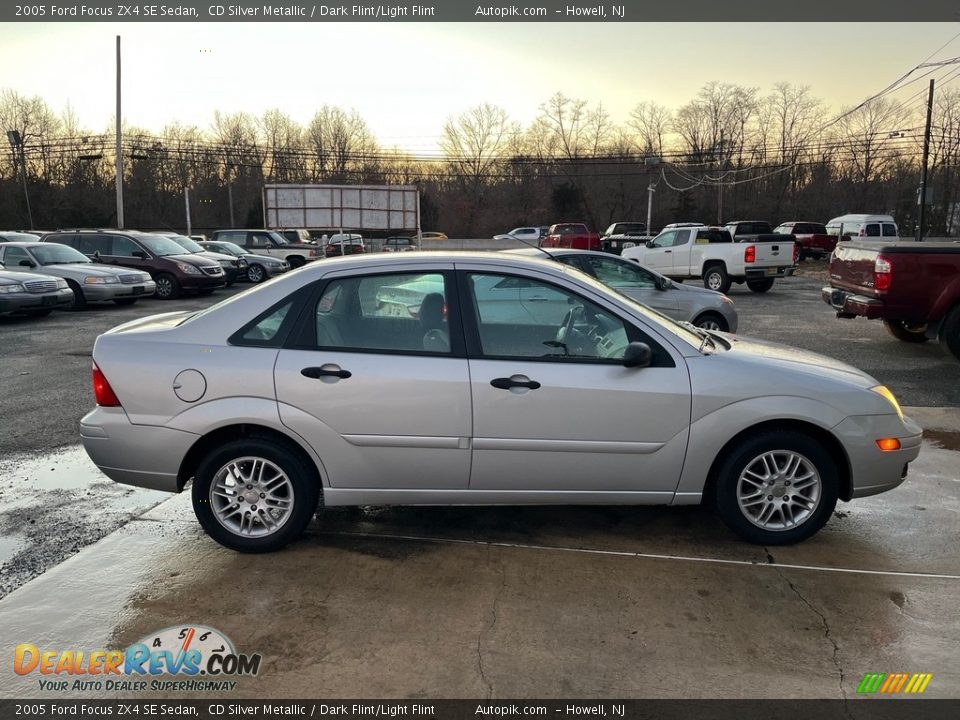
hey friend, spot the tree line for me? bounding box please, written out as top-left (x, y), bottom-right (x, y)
top-left (1, 81), bottom-right (958, 237)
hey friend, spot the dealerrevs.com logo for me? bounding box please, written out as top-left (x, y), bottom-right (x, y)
top-left (14, 625), bottom-right (261, 693)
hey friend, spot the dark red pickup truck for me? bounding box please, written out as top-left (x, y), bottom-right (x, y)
top-left (775, 221), bottom-right (837, 259)
top-left (823, 240), bottom-right (960, 360)
top-left (540, 223), bottom-right (601, 251)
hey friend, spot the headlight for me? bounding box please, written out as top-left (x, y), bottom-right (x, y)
top-left (871, 385), bottom-right (904, 420)
top-left (0, 283), bottom-right (24, 294)
top-left (83, 276), bottom-right (119, 285)
top-left (140, 273), bottom-right (152, 282)
top-left (56, 279), bottom-right (69, 289)
top-left (174, 262), bottom-right (201, 275)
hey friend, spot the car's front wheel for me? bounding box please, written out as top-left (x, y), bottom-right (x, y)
top-left (192, 438), bottom-right (320, 552)
top-left (713, 431), bottom-right (839, 545)
top-left (692, 312), bottom-right (728, 332)
top-left (154, 273), bottom-right (181, 300)
top-left (246, 264), bottom-right (266, 283)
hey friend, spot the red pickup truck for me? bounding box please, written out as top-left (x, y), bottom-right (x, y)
top-left (823, 240), bottom-right (960, 360)
top-left (775, 221), bottom-right (837, 260)
top-left (541, 223), bottom-right (601, 251)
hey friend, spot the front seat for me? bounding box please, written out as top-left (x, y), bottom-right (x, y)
top-left (420, 293), bottom-right (450, 352)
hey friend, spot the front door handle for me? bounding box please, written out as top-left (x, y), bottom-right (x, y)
top-left (663, 250), bottom-right (672, 253)
top-left (301, 365), bottom-right (352, 380)
top-left (491, 376), bottom-right (541, 390)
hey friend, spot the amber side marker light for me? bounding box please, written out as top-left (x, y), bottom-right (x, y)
top-left (876, 438), bottom-right (901, 452)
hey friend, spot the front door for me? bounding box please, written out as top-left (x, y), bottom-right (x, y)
top-left (460, 269), bottom-right (691, 498)
top-left (274, 268), bottom-right (472, 490)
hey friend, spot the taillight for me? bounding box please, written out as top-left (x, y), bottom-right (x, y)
top-left (793, 242), bottom-right (800, 263)
top-left (874, 255), bottom-right (892, 292)
top-left (744, 245), bottom-right (756, 264)
top-left (92, 362), bottom-right (121, 407)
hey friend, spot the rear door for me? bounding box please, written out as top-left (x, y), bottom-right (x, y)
top-left (459, 266), bottom-right (691, 497)
top-left (274, 266), bottom-right (472, 490)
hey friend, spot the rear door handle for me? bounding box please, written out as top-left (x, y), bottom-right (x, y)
top-left (301, 365), bottom-right (352, 380)
top-left (491, 376), bottom-right (541, 390)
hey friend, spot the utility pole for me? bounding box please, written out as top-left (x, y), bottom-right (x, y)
top-left (646, 183), bottom-right (655, 234)
top-left (115, 35), bottom-right (124, 229)
top-left (184, 188), bottom-right (192, 236)
top-left (917, 78), bottom-right (935, 242)
top-left (6, 130), bottom-right (33, 230)
top-left (717, 129), bottom-right (724, 225)
top-left (226, 163), bottom-right (236, 228)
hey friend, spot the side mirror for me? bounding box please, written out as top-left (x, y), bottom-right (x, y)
top-left (92, 250), bottom-right (101, 261)
top-left (645, 240), bottom-right (655, 248)
top-left (655, 276), bottom-right (672, 291)
top-left (133, 250), bottom-right (148, 259)
top-left (19, 260), bottom-right (36, 268)
top-left (623, 341), bottom-right (652, 369)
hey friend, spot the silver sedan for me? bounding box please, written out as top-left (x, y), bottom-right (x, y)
top-left (508, 248), bottom-right (738, 332)
top-left (80, 252), bottom-right (921, 552)
top-left (0, 242), bottom-right (155, 308)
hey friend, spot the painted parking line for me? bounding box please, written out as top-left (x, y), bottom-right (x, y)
top-left (317, 530), bottom-right (960, 581)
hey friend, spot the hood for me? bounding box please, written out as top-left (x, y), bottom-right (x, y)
top-left (0, 269), bottom-right (63, 284)
top-left (195, 251), bottom-right (238, 263)
top-left (42, 263), bottom-right (125, 278)
top-left (667, 281), bottom-right (725, 298)
top-left (165, 253), bottom-right (220, 268)
top-left (243, 253), bottom-right (285, 264)
top-left (723, 334), bottom-right (877, 387)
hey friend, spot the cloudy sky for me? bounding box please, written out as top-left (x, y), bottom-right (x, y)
top-left (3, 22), bottom-right (959, 151)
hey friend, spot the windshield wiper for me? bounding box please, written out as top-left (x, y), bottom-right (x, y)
top-left (679, 321), bottom-right (717, 354)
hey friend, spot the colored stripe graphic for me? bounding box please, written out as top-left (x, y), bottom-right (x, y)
top-left (857, 672), bottom-right (932, 694)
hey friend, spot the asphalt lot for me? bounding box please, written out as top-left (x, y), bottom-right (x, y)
top-left (0, 261), bottom-right (959, 699)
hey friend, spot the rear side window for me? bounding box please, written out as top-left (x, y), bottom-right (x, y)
top-left (882, 223), bottom-right (898, 237)
top-left (76, 235), bottom-right (109, 256)
top-left (865, 224), bottom-right (881, 237)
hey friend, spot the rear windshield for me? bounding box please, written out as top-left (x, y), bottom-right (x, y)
top-left (794, 223), bottom-right (827, 234)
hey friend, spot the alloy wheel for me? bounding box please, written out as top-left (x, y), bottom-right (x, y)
top-left (736, 450), bottom-right (821, 530)
top-left (209, 457), bottom-right (294, 537)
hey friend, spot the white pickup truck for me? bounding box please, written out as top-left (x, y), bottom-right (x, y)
top-left (621, 225), bottom-right (797, 293)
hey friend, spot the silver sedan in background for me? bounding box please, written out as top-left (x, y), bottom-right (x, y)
top-left (0, 242), bottom-right (154, 308)
top-left (508, 248), bottom-right (738, 332)
top-left (80, 252), bottom-right (920, 553)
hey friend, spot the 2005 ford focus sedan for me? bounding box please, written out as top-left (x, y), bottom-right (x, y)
top-left (80, 253), bottom-right (921, 552)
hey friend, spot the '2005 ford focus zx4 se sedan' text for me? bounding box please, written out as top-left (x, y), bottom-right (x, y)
top-left (79, 252), bottom-right (921, 552)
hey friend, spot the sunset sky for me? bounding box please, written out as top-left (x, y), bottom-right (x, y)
top-left (2, 22), bottom-right (959, 151)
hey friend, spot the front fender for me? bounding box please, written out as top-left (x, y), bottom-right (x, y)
top-left (674, 395), bottom-right (847, 497)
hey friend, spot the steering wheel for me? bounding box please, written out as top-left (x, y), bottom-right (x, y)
top-left (555, 305), bottom-right (589, 355)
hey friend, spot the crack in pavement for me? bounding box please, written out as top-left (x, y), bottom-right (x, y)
top-left (774, 561), bottom-right (854, 719)
top-left (476, 546), bottom-right (507, 700)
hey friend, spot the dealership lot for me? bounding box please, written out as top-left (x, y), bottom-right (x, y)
top-left (0, 269), bottom-right (958, 698)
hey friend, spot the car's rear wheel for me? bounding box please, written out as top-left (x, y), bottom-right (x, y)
top-left (703, 264), bottom-right (731, 294)
top-left (883, 319), bottom-right (929, 343)
top-left (693, 312), bottom-right (728, 332)
top-left (747, 278), bottom-right (775, 293)
top-left (26, 308), bottom-right (53, 317)
top-left (713, 431), bottom-right (839, 545)
top-left (940, 305), bottom-right (960, 361)
top-left (154, 273), bottom-right (181, 300)
top-left (287, 257), bottom-right (305, 269)
top-left (192, 438), bottom-right (319, 553)
top-left (246, 264), bottom-right (266, 283)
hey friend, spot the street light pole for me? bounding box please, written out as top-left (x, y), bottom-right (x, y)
top-left (6, 130), bottom-right (33, 230)
top-left (646, 183), bottom-right (655, 235)
top-left (227, 163), bottom-right (236, 228)
top-left (917, 79), bottom-right (935, 242)
top-left (115, 35), bottom-right (124, 229)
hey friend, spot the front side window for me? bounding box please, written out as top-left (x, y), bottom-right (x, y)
top-left (249, 233), bottom-right (273, 248)
top-left (109, 236), bottom-right (141, 257)
top-left (651, 231), bottom-right (677, 248)
top-left (673, 229), bottom-right (692, 246)
top-left (0, 246), bottom-right (31, 267)
top-left (466, 272), bottom-right (633, 362)
top-left (312, 272), bottom-right (452, 354)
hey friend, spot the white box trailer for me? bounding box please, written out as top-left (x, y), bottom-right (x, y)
top-left (263, 183), bottom-right (419, 233)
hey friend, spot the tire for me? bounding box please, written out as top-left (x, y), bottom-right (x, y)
top-left (246, 264), bottom-right (266, 283)
top-left (746, 278), bottom-right (775, 294)
top-left (113, 298), bottom-right (137, 306)
top-left (287, 256), bottom-right (305, 269)
top-left (693, 312), bottom-right (728, 332)
top-left (703, 264), bottom-right (731, 294)
top-left (198, 289), bottom-right (215, 296)
top-left (883, 319), bottom-right (929, 344)
top-left (26, 309), bottom-right (53, 317)
top-left (154, 273), bottom-right (181, 300)
top-left (192, 437), bottom-right (320, 553)
top-left (713, 430), bottom-right (839, 545)
top-left (66, 280), bottom-right (86, 310)
top-left (939, 304), bottom-right (960, 361)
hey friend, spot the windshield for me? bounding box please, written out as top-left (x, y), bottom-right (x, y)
top-left (556, 263), bottom-right (705, 351)
top-left (136, 234), bottom-right (193, 256)
top-left (30, 243), bottom-right (90, 265)
top-left (165, 234), bottom-right (205, 253)
top-left (214, 242), bottom-right (245, 256)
